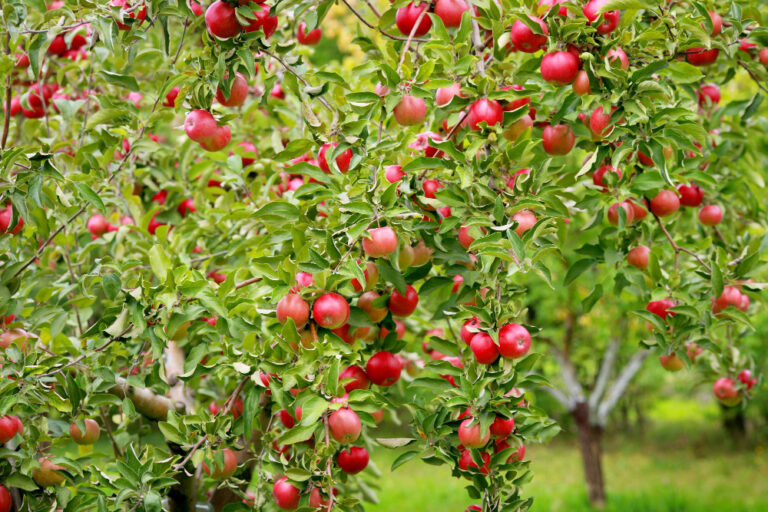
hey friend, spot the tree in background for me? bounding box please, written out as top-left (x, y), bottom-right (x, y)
top-left (0, 1), bottom-right (767, 512)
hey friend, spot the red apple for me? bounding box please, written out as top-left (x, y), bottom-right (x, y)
top-left (489, 416), bottom-right (515, 438)
top-left (572, 70), bottom-right (591, 95)
top-left (698, 84), bottom-right (720, 106)
top-left (328, 407), bottom-right (361, 444)
top-left (32, 458), bottom-right (65, 486)
top-left (460, 317), bottom-right (481, 345)
top-left (470, 333), bottom-right (499, 364)
top-left (607, 47), bottom-right (629, 70)
top-left (312, 293), bottom-right (350, 329)
top-left (435, 82), bottom-right (462, 106)
top-left (358, 291), bottom-right (388, 323)
top-left (177, 198), bottom-right (195, 217)
top-left (199, 125), bottom-right (231, 152)
top-left (337, 446), bottom-right (369, 474)
top-left (388, 284), bottom-right (419, 316)
top-left (498, 323), bottom-right (531, 359)
top-left (87, 214), bottom-right (111, 237)
top-left (363, 226), bottom-right (398, 257)
top-left (205, 0), bottom-right (240, 39)
top-left (203, 448), bottom-right (237, 479)
top-left (510, 16), bottom-right (548, 53)
top-left (698, 205), bottom-right (722, 225)
top-left (216, 72), bottom-right (248, 107)
top-left (607, 201), bottom-right (635, 226)
top-left (467, 98), bottom-right (504, 130)
top-left (318, 143), bottom-right (353, 174)
top-left (276, 294), bottom-right (310, 328)
top-left (366, 351), bottom-right (403, 386)
top-left (542, 124), bottom-right (575, 155)
top-left (686, 47), bottom-right (719, 66)
top-left (589, 106), bottom-right (614, 139)
top-left (244, 3), bottom-right (278, 37)
top-left (70, 419), bottom-right (100, 444)
top-left (184, 109), bottom-right (218, 143)
top-left (627, 246), bottom-right (650, 270)
top-left (647, 299), bottom-right (676, 320)
top-left (583, 0), bottom-right (620, 35)
top-left (273, 477), bottom-right (301, 510)
top-left (713, 377), bottom-right (740, 406)
top-left (339, 365), bottom-right (370, 393)
top-left (678, 183), bottom-right (704, 207)
top-left (512, 210), bottom-right (537, 236)
top-left (434, 0), bottom-right (469, 28)
top-left (538, 0), bottom-right (567, 16)
top-left (112, 0), bottom-right (147, 30)
top-left (458, 418), bottom-right (490, 448)
top-left (297, 22), bottom-right (322, 45)
top-left (394, 95), bottom-right (426, 126)
top-left (592, 165), bottom-right (621, 191)
top-left (541, 51), bottom-right (580, 85)
top-left (0, 485), bottom-right (9, 512)
top-left (351, 261), bottom-right (379, 292)
top-left (707, 11), bottom-right (722, 36)
top-left (396, 2), bottom-right (432, 37)
top-left (760, 48), bottom-right (768, 67)
top-left (650, 190), bottom-right (680, 217)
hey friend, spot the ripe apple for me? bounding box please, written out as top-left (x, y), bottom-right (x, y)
top-left (0, 204), bottom-right (23, 234)
top-left (0, 415), bottom-right (22, 443)
top-left (698, 84), bottom-right (720, 106)
top-left (0, 485), bottom-right (9, 512)
top-left (589, 106), bottom-right (615, 139)
top-left (276, 294), bottom-right (310, 328)
top-left (627, 246), bottom-right (650, 270)
top-left (205, 0), bottom-right (240, 39)
top-left (216, 72), bottom-right (248, 107)
top-left (678, 183), bottom-right (704, 207)
top-left (509, 16), bottom-right (548, 53)
top-left (366, 351), bottom-right (403, 386)
top-left (583, 0), bottom-right (620, 35)
top-left (203, 448), bottom-right (237, 478)
top-left (329, 407), bottom-right (362, 444)
top-left (273, 477), bottom-right (301, 510)
top-left (538, 0), bottom-right (567, 16)
top-left (659, 353), bottom-right (684, 372)
top-left (337, 446), bottom-right (369, 474)
top-left (686, 47), bottom-right (719, 66)
top-left (70, 419), bottom-right (100, 444)
top-left (502, 115), bottom-right (533, 141)
top-left (458, 418), bottom-right (490, 448)
top-left (738, 369), bottom-right (757, 390)
top-left (542, 124), bottom-right (575, 155)
top-left (650, 189), bottom-right (680, 217)
top-left (199, 125), bottom-right (231, 152)
top-left (411, 240), bottom-right (432, 266)
top-left (458, 449), bottom-right (490, 474)
top-left (470, 333), bottom-right (499, 364)
top-left (489, 416), bottom-right (515, 438)
top-left (87, 214), bottom-right (112, 237)
top-left (460, 317), bottom-right (481, 345)
top-left (512, 210), bottom-right (537, 236)
top-left (388, 284), bottom-right (419, 316)
top-left (396, 2), bottom-right (432, 37)
top-left (112, 0), bottom-right (147, 30)
top-left (435, 82), bottom-right (462, 106)
top-left (646, 299), bottom-right (676, 320)
top-left (760, 48), bottom-right (768, 67)
top-left (607, 47), bottom-right (629, 70)
top-left (394, 94), bottom-right (427, 126)
top-left (318, 142), bottom-right (352, 173)
top-left (458, 225), bottom-right (486, 249)
top-left (244, 3), bottom-right (278, 37)
top-left (707, 11), bottom-right (722, 36)
top-left (312, 293), bottom-right (350, 329)
top-left (339, 365), bottom-right (370, 393)
top-left (363, 226), bottom-right (398, 257)
top-left (467, 98), bottom-right (504, 130)
top-left (297, 22), bottom-right (322, 45)
top-left (358, 291), bottom-right (388, 323)
top-left (540, 51), bottom-right (580, 85)
top-left (498, 323), bottom-right (531, 359)
top-left (434, 0), bottom-right (469, 28)
top-left (384, 164), bottom-right (405, 184)
top-left (351, 260), bottom-right (379, 292)
top-left (184, 109), bottom-right (218, 143)
top-left (33, 458), bottom-right (65, 486)
top-left (713, 377), bottom-right (741, 406)
top-left (607, 201), bottom-right (635, 226)
top-left (592, 165), bottom-right (621, 191)
top-left (698, 204), bottom-right (722, 225)
top-left (572, 70), bottom-right (591, 95)
top-left (712, 286), bottom-right (748, 314)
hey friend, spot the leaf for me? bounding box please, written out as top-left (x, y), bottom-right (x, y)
top-left (564, 259), bottom-right (595, 285)
top-left (103, 273), bottom-right (122, 300)
top-left (711, 258), bottom-right (723, 297)
top-left (4, 473), bottom-right (37, 491)
top-left (597, 0), bottom-right (646, 13)
top-left (275, 424), bottom-right (316, 445)
top-left (253, 201), bottom-right (300, 224)
top-left (100, 70), bottom-right (140, 92)
top-left (377, 260), bottom-right (407, 294)
top-left (73, 182), bottom-right (106, 213)
top-left (148, 245), bottom-right (171, 282)
top-left (390, 450), bottom-right (421, 471)
top-left (375, 437), bottom-right (415, 448)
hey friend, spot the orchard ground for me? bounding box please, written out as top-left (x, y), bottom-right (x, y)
top-left (369, 396), bottom-right (768, 512)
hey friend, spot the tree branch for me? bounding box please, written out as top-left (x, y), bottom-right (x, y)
top-left (339, 0), bottom-right (427, 43)
top-left (588, 338), bottom-right (619, 414)
top-left (550, 344), bottom-right (585, 404)
top-left (595, 349), bottom-right (650, 427)
top-left (652, 210), bottom-right (712, 272)
top-left (541, 385), bottom-right (573, 410)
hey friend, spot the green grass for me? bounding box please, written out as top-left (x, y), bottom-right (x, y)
top-left (366, 439), bottom-right (768, 512)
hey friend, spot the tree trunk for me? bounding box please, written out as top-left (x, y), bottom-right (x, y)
top-left (572, 402), bottom-right (606, 508)
top-left (720, 403), bottom-right (747, 443)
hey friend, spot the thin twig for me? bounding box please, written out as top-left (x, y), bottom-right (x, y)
top-left (235, 276), bottom-right (263, 290)
top-left (652, 211), bottom-right (712, 272)
top-left (738, 61), bottom-right (768, 95)
top-left (2, 32), bottom-right (11, 150)
top-left (261, 49), bottom-right (335, 115)
top-left (100, 407), bottom-right (123, 458)
top-left (174, 436), bottom-right (207, 471)
top-left (21, 20), bottom-right (90, 34)
top-left (397, 6), bottom-right (429, 74)
top-left (221, 376), bottom-right (249, 415)
top-left (365, 0), bottom-right (381, 17)
top-left (339, 0), bottom-right (427, 43)
top-left (38, 324), bottom-right (133, 378)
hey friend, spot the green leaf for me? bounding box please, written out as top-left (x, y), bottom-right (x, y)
top-left (254, 201), bottom-right (300, 224)
top-left (73, 182), bottom-right (106, 213)
top-left (390, 450), bottom-right (421, 471)
top-left (564, 259), bottom-right (595, 286)
top-left (377, 260), bottom-right (407, 294)
top-left (103, 273), bottom-right (122, 300)
top-left (148, 245), bottom-right (171, 282)
top-left (100, 70), bottom-right (140, 91)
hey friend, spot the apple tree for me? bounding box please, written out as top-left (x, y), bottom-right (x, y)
top-left (0, 1), bottom-right (766, 512)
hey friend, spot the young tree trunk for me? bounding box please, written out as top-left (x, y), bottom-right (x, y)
top-left (572, 402), bottom-right (606, 508)
top-left (720, 403), bottom-right (747, 443)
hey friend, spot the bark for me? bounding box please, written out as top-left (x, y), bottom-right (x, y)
top-left (167, 442), bottom-right (199, 512)
top-left (719, 403), bottom-right (747, 443)
top-left (572, 402), bottom-right (606, 508)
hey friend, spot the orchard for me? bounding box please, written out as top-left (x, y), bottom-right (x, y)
top-left (0, 1), bottom-right (766, 511)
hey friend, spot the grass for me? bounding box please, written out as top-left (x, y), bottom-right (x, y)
top-left (365, 438), bottom-right (768, 512)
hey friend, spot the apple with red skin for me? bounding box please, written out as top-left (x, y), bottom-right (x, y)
top-left (572, 70), bottom-right (591, 96)
top-left (698, 84), bottom-right (720, 106)
top-left (713, 377), bottom-right (741, 406)
top-left (435, 82), bottom-right (462, 106)
top-left (318, 142), bottom-right (353, 173)
top-left (411, 240), bottom-right (432, 266)
top-left (509, 16), bottom-right (548, 53)
top-left (184, 109), bottom-right (218, 143)
top-left (329, 407), bottom-right (362, 444)
top-left (592, 165), bottom-right (621, 192)
top-left (178, 198), bottom-right (195, 217)
top-left (244, 3), bottom-right (278, 37)
top-left (0, 204), bottom-right (23, 235)
top-left (707, 11), bottom-right (722, 36)
top-left (466, 506), bottom-right (483, 512)
top-left (396, 2), bottom-right (432, 37)
top-left (394, 95), bottom-right (426, 126)
top-left (0, 415), bottom-right (22, 443)
top-left (538, 0), bottom-right (567, 16)
top-left (112, 0), bottom-right (147, 30)
top-left (388, 284), bottom-right (419, 316)
top-left (467, 98), bottom-right (504, 130)
top-left (422, 179), bottom-right (443, 203)
top-left (583, 0), bottom-right (620, 35)
top-left (434, 0), bottom-right (469, 28)
top-left (589, 106), bottom-right (615, 139)
top-left (627, 246), bottom-right (650, 270)
top-left (470, 333), bottom-right (499, 364)
top-left (760, 48), bottom-right (768, 67)
top-left (363, 226), bottom-right (398, 257)
top-left (358, 291), bottom-right (388, 323)
top-left (541, 51), bottom-right (580, 85)
top-left (312, 293), bottom-right (350, 329)
top-left (203, 448), bottom-right (237, 479)
top-left (650, 189), bottom-right (680, 217)
top-left (339, 365), bottom-right (370, 392)
top-left (512, 210), bottom-right (537, 236)
top-left (712, 286), bottom-right (749, 314)
top-left (366, 351), bottom-right (403, 386)
top-left (87, 214), bottom-right (111, 237)
top-left (0, 485), bottom-right (10, 512)
top-left (542, 124), bottom-right (575, 155)
top-left (33, 458), bottom-right (65, 486)
top-left (698, 205), bottom-right (722, 225)
top-left (646, 299), bottom-right (676, 320)
top-left (459, 225), bottom-right (486, 249)
top-left (458, 449), bottom-right (490, 474)
top-left (738, 370), bottom-right (757, 390)
top-left (337, 446), bottom-right (369, 474)
top-left (490, 416), bottom-right (515, 438)
top-left (278, 407), bottom-right (303, 429)
top-left (70, 419), bottom-right (100, 444)
top-left (502, 115), bottom-right (533, 141)
top-left (199, 125), bottom-right (231, 152)
top-left (686, 47), bottom-right (719, 66)
top-left (498, 323), bottom-right (531, 359)
top-left (276, 293), bottom-right (310, 328)
top-left (384, 165), bottom-right (405, 184)
top-left (297, 22), bottom-right (322, 45)
top-left (659, 353), bottom-right (684, 372)
top-left (460, 317), bottom-right (481, 345)
top-left (273, 477), bottom-right (301, 510)
top-left (216, 72), bottom-right (248, 107)
top-left (607, 47), bottom-right (629, 70)
top-left (351, 261), bottom-right (379, 292)
top-left (678, 183), bottom-right (704, 207)
top-left (458, 418), bottom-right (490, 448)
top-left (205, 1), bottom-right (240, 39)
